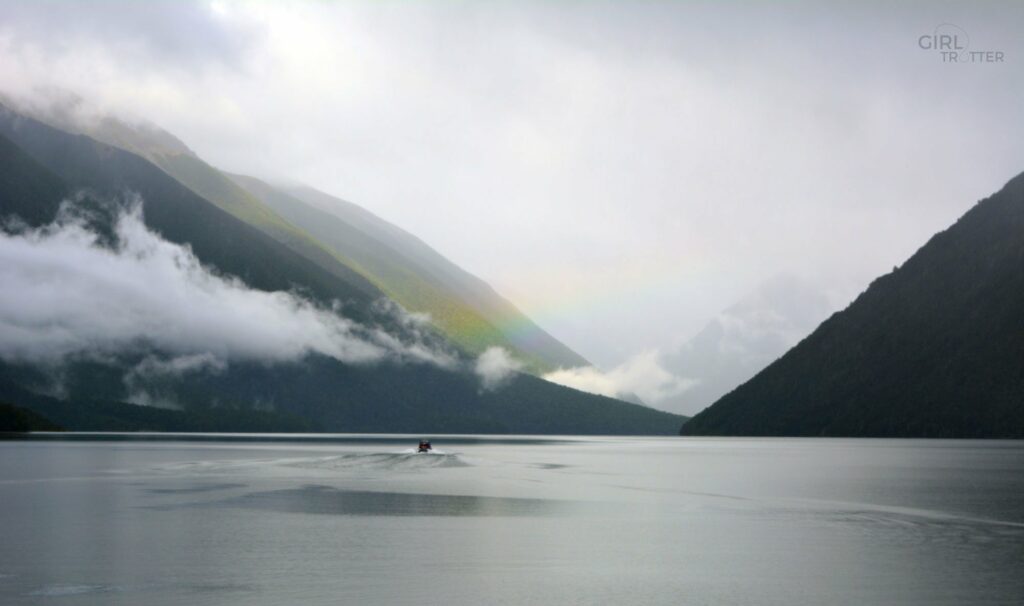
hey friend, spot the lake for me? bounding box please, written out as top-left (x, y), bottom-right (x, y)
top-left (1, 435), bottom-right (1022, 605)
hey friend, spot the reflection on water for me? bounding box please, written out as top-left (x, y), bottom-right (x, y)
top-left (1, 436), bottom-right (1022, 605)
top-left (210, 485), bottom-right (571, 517)
top-left (146, 482), bottom-right (249, 495)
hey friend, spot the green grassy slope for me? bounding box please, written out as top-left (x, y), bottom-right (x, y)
top-left (229, 174), bottom-right (556, 368)
top-left (137, 152), bottom-right (383, 300)
top-left (279, 184), bottom-right (591, 370)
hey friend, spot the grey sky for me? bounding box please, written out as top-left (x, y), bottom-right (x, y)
top-left (1, 0), bottom-right (1021, 381)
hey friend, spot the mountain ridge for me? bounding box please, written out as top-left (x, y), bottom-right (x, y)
top-left (681, 171), bottom-right (1024, 438)
top-left (4, 99), bottom-right (587, 372)
top-left (234, 175), bottom-right (588, 371)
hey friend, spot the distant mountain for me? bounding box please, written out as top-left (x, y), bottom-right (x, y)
top-left (658, 275), bottom-right (833, 416)
top-left (0, 104), bottom-right (682, 435)
top-left (681, 172), bottom-right (1024, 437)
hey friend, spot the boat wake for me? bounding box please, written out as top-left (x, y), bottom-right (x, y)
top-left (119, 449), bottom-right (473, 478)
top-left (284, 451), bottom-right (471, 471)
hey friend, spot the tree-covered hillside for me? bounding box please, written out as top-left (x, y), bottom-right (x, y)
top-left (0, 106), bottom-right (381, 319)
top-left (0, 402), bottom-right (63, 432)
top-left (229, 173), bottom-right (541, 366)
top-left (0, 357), bottom-right (683, 435)
top-left (5, 102), bottom-right (588, 372)
top-left (681, 172), bottom-right (1024, 438)
top-left (280, 184), bottom-right (591, 371)
top-left (0, 111), bottom-right (684, 435)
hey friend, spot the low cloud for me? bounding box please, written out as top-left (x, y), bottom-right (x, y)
top-left (0, 200), bottom-right (456, 370)
top-left (543, 351), bottom-right (695, 403)
top-left (474, 346), bottom-right (523, 391)
top-left (122, 353), bottom-right (225, 409)
top-left (653, 273), bottom-right (836, 415)
top-left (128, 353), bottom-right (228, 378)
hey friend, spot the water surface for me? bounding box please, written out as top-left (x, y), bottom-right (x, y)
top-left (1, 435), bottom-right (1021, 605)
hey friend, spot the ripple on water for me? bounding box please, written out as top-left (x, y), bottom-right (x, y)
top-left (28, 584), bottom-right (116, 597)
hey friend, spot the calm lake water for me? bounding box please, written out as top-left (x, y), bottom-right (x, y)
top-left (0, 435), bottom-right (1022, 605)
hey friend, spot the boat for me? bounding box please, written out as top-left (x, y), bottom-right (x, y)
top-left (417, 440), bottom-right (432, 453)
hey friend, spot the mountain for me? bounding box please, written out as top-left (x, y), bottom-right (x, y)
top-left (0, 104), bottom-right (381, 320)
top-left (681, 172), bottom-right (1024, 437)
top-left (0, 105), bottom-right (684, 434)
top-left (0, 356), bottom-right (683, 435)
top-left (2, 98), bottom-right (587, 372)
top-left (276, 184), bottom-right (588, 371)
top-left (0, 386), bottom-right (306, 433)
top-left (229, 174), bottom-right (585, 371)
top-left (658, 275), bottom-right (834, 416)
top-left (0, 402), bottom-right (63, 432)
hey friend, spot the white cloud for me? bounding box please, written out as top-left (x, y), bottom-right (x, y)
top-left (128, 353), bottom-right (228, 378)
top-left (544, 351), bottom-right (695, 404)
top-left (0, 200), bottom-right (456, 369)
top-left (474, 346), bottom-right (523, 391)
top-left (122, 353), bottom-right (226, 409)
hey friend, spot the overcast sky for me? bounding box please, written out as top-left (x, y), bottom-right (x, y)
top-left (1, 0), bottom-right (1021, 372)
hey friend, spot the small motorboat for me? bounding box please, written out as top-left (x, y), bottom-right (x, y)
top-left (417, 440), bottom-right (432, 453)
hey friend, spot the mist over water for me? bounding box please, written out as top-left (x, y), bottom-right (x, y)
top-left (0, 436), bottom-right (1022, 605)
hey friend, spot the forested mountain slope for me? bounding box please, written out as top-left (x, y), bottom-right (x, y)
top-left (682, 172), bottom-right (1024, 437)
